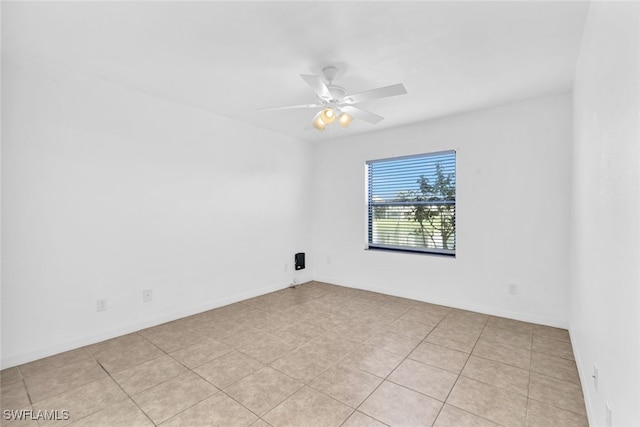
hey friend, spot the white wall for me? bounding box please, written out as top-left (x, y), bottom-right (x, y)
top-left (571, 2), bottom-right (640, 426)
top-left (311, 93), bottom-right (573, 327)
top-left (1, 55), bottom-right (313, 368)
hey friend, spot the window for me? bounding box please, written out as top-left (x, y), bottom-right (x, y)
top-left (366, 150), bottom-right (456, 256)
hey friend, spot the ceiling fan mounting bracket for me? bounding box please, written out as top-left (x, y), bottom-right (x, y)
top-left (322, 66), bottom-right (338, 83)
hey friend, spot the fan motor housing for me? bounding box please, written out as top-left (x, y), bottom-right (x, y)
top-left (320, 85), bottom-right (346, 103)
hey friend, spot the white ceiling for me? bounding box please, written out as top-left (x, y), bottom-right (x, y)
top-left (2, 1), bottom-right (590, 142)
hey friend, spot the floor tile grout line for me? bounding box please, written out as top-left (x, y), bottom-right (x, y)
top-left (92, 358), bottom-right (158, 426)
top-left (18, 376), bottom-right (36, 417)
top-left (286, 308), bottom-right (437, 426)
top-left (92, 331), bottom-right (218, 426)
top-left (352, 305), bottom-right (583, 424)
top-left (185, 324), bottom-right (314, 425)
top-left (154, 389), bottom-right (229, 427)
top-left (526, 395), bottom-right (589, 418)
top-left (18, 354), bottom-right (104, 421)
top-left (439, 403), bottom-right (511, 427)
top-left (528, 369), bottom-right (582, 385)
top-left (20, 359), bottom-right (115, 411)
top-left (454, 316), bottom-right (542, 426)
top-left (107, 321), bottom-right (303, 425)
top-left (525, 324), bottom-right (535, 427)
top-left (447, 320), bottom-right (536, 426)
top-left (305, 289), bottom-right (573, 423)
top-left (346, 307), bottom-right (454, 426)
top-left (190, 311), bottom-right (364, 422)
top-left (220, 379), bottom-right (302, 423)
top-left (463, 351), bottom-right (530, 372)
top-left (433, 313), bottom-right (489, 425)
top-left (5, 283), bottom-right (583, 426)
top-left (337, 412), bottom-right (391, 427)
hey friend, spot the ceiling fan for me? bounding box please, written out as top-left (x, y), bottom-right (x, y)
top-left (259, 66), bottom-right (408, 131)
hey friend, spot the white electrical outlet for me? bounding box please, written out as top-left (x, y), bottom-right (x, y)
top-left (326, 255), bottom-right (332, 265)
top-left (143, 290), bottom-right (152, 303)
top-left (97, 299), bottom-right (107, 312)
top-left (606, 402), bottom-right (612, 427)
top-left (592, 363), bottom-right (599, 392)
top-left (508, 284), bottom-right (518, 295)
top-left (284, 263), bottom-right (288, 272)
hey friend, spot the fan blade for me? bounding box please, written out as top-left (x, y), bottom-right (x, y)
top-left (258, 103), bottom-right (322, 111)
top-left (340, 105), bottom-right (384, 124)
top-left (343, 83), bottom-right (407, 104)
top-left (300, 74), bottom-right (332, 100)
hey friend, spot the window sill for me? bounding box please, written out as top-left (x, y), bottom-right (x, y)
top-left (365, 246), bottom-right (456, 258)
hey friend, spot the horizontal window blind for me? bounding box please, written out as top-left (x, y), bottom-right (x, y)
top-left (367, 151), bottom-right (456, 255)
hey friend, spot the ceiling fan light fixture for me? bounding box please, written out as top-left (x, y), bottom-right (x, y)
top-left (261, 67), bottom-right (407, 133)
top-left (312, 115), bottom-right (327, 131)
top-left (320, 107), bottom-right (336, 124)
top-left (338, 112), bottom-right (353, 129)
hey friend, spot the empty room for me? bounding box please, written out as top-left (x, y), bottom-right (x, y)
top-left (1, 1), bottom-right (638, 426)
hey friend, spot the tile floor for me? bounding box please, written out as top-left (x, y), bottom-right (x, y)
top-left (0, 282), bottom-right (588, 426)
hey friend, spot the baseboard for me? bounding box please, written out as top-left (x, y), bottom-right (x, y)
top-left (314, 276), bottom-right (569, 329)
top-left (570, 329), bottom-right (596, 427)
top-left (1, 281), bottom-right (292, 369)
top-left (3, 277), bottom-right (569, 368)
